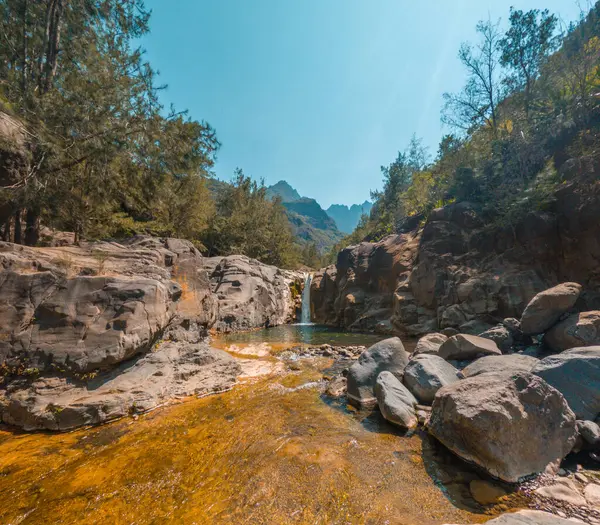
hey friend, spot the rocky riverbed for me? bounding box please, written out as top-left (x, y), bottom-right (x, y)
top-left (1, 236), bottom-right (600, 524)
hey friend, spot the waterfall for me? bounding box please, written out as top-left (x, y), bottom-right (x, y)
top-left (300, 273), bottom-right (313, 325)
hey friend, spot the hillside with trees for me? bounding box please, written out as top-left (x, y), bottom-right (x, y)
top-left (337, 3), bottom-right (600, 252)
top-left (0, 0), bottom-right (303, 268)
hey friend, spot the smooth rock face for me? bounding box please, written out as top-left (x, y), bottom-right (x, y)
top-left (532, 347), bottom-right (600, 420)
top-left (520, 282), bottom-right (582, 335)
top-left (202, 255), bottom-right (302, 332)
top-left (346, 338), bottom-right (410, 406)
top-left (584, 483), bottom-right (600, 507)
top-left (412, 333), bottom-right (448, 357)
top-left (374, 371), bottom-right (418, 429)
top-left (403, 355), bottom-right (460, 404)
top-left (438, 334), bottom-right (502, 361)
top-left (428, 372), bottom-right (577, 482)
top-left (534, 478), bottom-right (586, 506)
top-left (0, 273), bottom-right (175, 374)
top-left (544, 311), bottom-right (600, 352)
top-left (0, 342), bottom-right (241, 431)
top-left (461, 354), bottom-right (539, 378)
top-left (474, 510), bottom-right (582, 525)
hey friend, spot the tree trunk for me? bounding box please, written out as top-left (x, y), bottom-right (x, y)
top-left (2, 219), bottom-right (11, 242)
top-left (40, 0), bottom-right (65, 94)
top-left (21, 0), bottom-right (29, 96)
top-left (14, 210), bottom-right (22, 244)
top-left (24, 208), bottom-right (39, 246)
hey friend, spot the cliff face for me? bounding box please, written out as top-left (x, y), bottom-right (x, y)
top-left (311, 157), bottom-right (600, 336)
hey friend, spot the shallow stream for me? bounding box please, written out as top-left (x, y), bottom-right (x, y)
top-left (0, 326), bottom-right (524, 524)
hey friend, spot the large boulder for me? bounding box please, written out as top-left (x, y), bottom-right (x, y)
top-left (403, 355), bottom-right (460, 404)
top-left (544, 311), bottom-right (600, 352)
top-left (428, 372), bottom-right (577, 482)
top-left (202, 255), bottom-right (302, 332)
top-left (412, 333), bottom-right (448, 357)
top-left (437, 334), bottom-right (501, 361)
top-left (0, 238), bottom-right (239, 432)
top-left (374, 371), bottom-right (418, 429)
top-left (520, 282), bottom-right (582, 335)
top-left (346, 337), bottom-right (409, 406)
top-left (461, 354), bottom-right (539, 378)
top-left (0, 272), bottom-right (177, 374)
top-left (532, 347), bottom-right (600, 420)
top-left (478, 325), bottom-right (513, 353)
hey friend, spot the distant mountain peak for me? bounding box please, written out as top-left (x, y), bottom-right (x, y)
top-left (266, 180), bottom-right (302, 202)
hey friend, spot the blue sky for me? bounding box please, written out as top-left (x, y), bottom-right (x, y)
top-left (142, 0), bottom-right (583, 208)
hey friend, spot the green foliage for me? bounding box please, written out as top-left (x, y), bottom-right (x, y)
top-left (202, 169), bottom-right (299, 268)
top-left (347, 3), bottom-right (600, 253)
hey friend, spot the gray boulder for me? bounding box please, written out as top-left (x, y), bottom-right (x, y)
top-left (403, 355), bottom-right (460, 404)
top-left (374, 371), bottom-right (418, 429)
top-left (438, 334), bottom-right (501, 361)
top-left (577, 420), bottom-right (600, 448)
top-left (520, 282), bottom-right (582, 335)
top-left (478, 325), bottom-right (514, 353)
top-left (532, 347), bottom-right (600, 420)
top-left (346, 337), bottom-right (409, 406)
top-left (412, 333), bottom-right (448, 357)
top-left (428, 372), bottom-right (577, 482)
top-left (461, 354), bottom-right (539, 378)
top-left (544, 311), bottom-right (600, 352)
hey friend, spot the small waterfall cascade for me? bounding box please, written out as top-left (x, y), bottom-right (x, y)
top-left (300, 273), bottom-right (313, 324)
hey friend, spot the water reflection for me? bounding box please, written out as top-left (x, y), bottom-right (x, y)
top-left (218, 324), bottom-right (387, 348)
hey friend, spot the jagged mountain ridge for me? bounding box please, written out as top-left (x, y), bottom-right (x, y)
top-left (326, 201), bottom-right (373, 234)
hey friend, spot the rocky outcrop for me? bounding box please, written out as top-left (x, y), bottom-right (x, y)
top-left (374, 371), bottom-right (418, 429)
top-left (520, 283), bottom-right (582, 335)
top-left (428, 372), bottom-right (577, 482)
top-left (201, 255), bottom-right (303, 332)
top-left (0, 342), bottom-right (240, 431)
top-left (346, 337), bottom-right (409, 406)
top-left (403, 354), bottom-right (460, 404)
top-left (532, 347), bottom-right (600, 420)
top-left (437, 334), bottom-right (502, 361)
top-left (0, 237), bottom-right (304, 431)
top-left (311, 161), bottom-right (600, 336)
